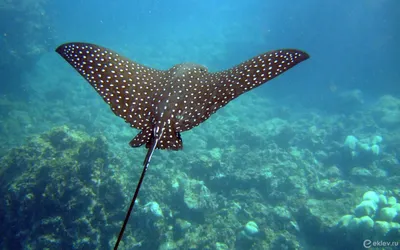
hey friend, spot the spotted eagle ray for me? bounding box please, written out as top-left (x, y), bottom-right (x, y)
top-left (55, 42), bottom-right (309, 249)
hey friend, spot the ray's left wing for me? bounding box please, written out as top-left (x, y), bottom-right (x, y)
top-left (208, 49), bottom-right (309, 110)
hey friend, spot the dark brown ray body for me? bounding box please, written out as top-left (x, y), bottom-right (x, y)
top-left (55, 42), bottom-right (309, 249)
top-left (56, 43), bottom-right (308, 149)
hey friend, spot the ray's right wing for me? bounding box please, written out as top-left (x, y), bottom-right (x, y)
top-left (56, 42), bottom-right (164, 130)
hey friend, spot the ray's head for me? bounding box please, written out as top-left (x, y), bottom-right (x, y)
top-left (169, 62), bottom-right (208, 81)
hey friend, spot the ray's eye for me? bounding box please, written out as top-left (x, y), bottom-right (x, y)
top-left (176, 115), bottom-right (184, 120)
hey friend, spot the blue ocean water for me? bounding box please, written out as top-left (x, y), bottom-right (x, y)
top-left (0, 0), bottom-right (399, 249)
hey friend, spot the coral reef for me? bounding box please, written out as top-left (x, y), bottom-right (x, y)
top-left (0, 126), bottom-right (125, 249)
top-left (336, 191), bottom-right (400, 248)
top-left (0, 0), bottom-right (55, 98)
top-left (1, 40), bottom-right (399, 249)
top-left (372, 95), bottom-right (400, 129)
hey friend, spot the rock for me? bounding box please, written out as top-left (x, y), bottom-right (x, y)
top-left (354, 200), bottom-right (378, 217)
top-left (378, 194), bottom-right (388, 206)
top-left (374, 221), bottom-right (391, 236)
top-left (379, 207), bottom-right (397, 222)
top-left (215, 242), bottom-right (229, 250)
top-left (0, 127), bottom-right (124, 249)
top-left (337, 215), bottom-right (354, 229)
top-left (244, 221), bottom-right (259, 236)
top-left (372, 95), bottom-right (400, 128)
top-left (350, 167), bottom-right (372, 178)
top-left (387, 196), bottom-right (397, 206)
top-left (180, 178), bottom-right (216, 211)
top-left (358, 216), bottom-right (374, 232)
top-left (297, 198), bottom-right (347, 243)
top-left (144, 201), bottom-right (164, 219)
top-left (344, 135), bottom-right (358, 150)
top-left (362, 191), bottom-right (380, 204)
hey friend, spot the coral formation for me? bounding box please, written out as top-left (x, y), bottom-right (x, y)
top-left (372, 95), bottom-right (400, 128)
top-left (343, 134), bottom-right (383, 158)
top-left (0, 126), bottom-right (125, 249)
top-left (337, 191), bottom-right (400, 245)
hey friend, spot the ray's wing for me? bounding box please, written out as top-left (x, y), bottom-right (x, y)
top-left (175, 49), bottom-right (309, 132)
top-left (56, 42), bottom-right (165, 130)
top-left (208, 49), bottom-right (309, 111)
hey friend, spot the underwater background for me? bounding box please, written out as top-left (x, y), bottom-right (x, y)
top-left (1, 0), bottom-right (399, 249)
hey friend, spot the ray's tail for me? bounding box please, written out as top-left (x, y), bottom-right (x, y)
top-left (114, 127), bottom-right (163, 249)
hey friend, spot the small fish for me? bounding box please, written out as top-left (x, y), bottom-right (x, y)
top-left (56, 42), bottom-right (309, 248)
